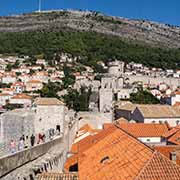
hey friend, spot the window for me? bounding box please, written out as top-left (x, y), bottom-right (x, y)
top-left (147, 139), bottom-right (151, 142)
top-left (176, 120), bottom-right (180, 125)
top-left (171, 152), bottom-right (176, 162)
top-left (100, 156), bottom-right (110, 164)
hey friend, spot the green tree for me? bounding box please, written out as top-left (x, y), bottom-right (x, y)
top-left (130, 89), bottom-right (160, 104)
top-left (38, 81), bottom-right (62, 98)
top-left (6, 64), bottom-right (12, 71)
top-left (63, 87), bottom-right (92, 111)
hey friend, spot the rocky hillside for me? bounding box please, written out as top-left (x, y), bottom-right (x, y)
top-left (0, 10), bottom-right (180, 48)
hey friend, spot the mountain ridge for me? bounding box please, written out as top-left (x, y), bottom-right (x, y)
top-left (0, 10), bottom-right (180, 49)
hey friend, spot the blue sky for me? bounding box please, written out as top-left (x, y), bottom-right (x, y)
top-left (0, 0), bottom-right (180, 26)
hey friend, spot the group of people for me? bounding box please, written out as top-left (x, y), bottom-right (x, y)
top-left (10, 134), bottom-right (35, 154)
top-left (9, 128), bottom-right (60, 154)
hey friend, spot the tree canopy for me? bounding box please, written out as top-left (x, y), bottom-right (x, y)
top-left (0, 30), bottom-right (179, 71)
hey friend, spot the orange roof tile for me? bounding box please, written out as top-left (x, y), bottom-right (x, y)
top-left (76, 125), bottom-right (180, 180)
top-left (37, 173), bottom-right (78, 180)
top-left (27, 80), bottom-right (42, 84)
top-left (12, 94), bottom-right (32, 100)
top-left (154, 145), bottom-right (179, 159)
top-left (64, 154), bottom-right (79, 172)
top-left (168, 131), bottom-right (180, 145)
top-left (11, 82), bottom-right (25, 87)
top-left (79, 125), bottom-right (154, 180)
top-left (163, 126), bottom-right (180, 145)
top-left (118, 123), bottom-right (169, 137)
top-left (136, 151), bottom-right (180, 180)
top-left (174, 91), bottom-right (180, 95)
top-left (0, 93), bottom-right (11, 96)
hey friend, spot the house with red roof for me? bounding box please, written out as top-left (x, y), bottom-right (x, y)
top-left (26, 80), bottom-right (43, 92)
top-left (155, 145), bottom-right (180, 166)
top-left (1, 88), bottom-right (14, 95)
top-left (0, 93), bottom-right (12, 105)
top-left (1, 73), bottom-right (17, 84)
top-left (11, 82), bottom-right (25, 94)
top-left (9, 94), bottom-right (32, 107)
top-left (118, 122), bottom-right (170, 145)
top-left (64, 124), bottom-right (180, 180)
top-left (163, 125), bottom-right (180, 145)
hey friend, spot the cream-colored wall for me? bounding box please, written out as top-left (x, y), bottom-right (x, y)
top-left (34, 105), bottom-right (65, 135)
top-left (26, 83), bottom-right (43, 91)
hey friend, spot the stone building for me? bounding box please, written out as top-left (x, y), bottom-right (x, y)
top-left (108, 60), bottom-right (124, 77)
top-left (0, 98), bottom-right (66, 145)
top-left (99, 88), bottom-right (113, 113)
top-left (115, 104), bottom-right (180, 127)
top-left (33, 98), bottom-right (65, 135)
top-left (0, 109), bottom-right (35, 144)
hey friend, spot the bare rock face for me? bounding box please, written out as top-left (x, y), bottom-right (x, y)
top-left (0, 10), bottom-right (180, 48)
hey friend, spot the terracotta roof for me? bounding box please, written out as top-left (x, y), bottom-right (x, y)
top-left (37, 173), bottom-right (78, 180)
top-left (64, 125), bottom-right (115, 171)
top-left (64, 154), bottom-right (79, 172)
top-left (2, 88), bottom-right (14, 91)
top-left (71, 125), bottom-right (115, 154)
top-left (35, 98), bottom-right (64, 106)
top-left (27, 80), bottom-right (42, 83)
top-left (135, 151), bottom-right (180, 180)
top-left (79, 124), bottom-right (92, 132)
top-left (103, 118), bottom-right (129, 129)
top-left (12, 94), bottom-right (32, 100)
top-left (168, 131), bottom-right (180, 145)
top-left (11, 82), bottom-right (25, 87)
top-left (76, 124), bottom-right (101, 138)
top-left (174, 91), bottom-right (180, 95)
top-left (163, 126), bottom-right (180, 145)
top-left (118, 123), bottom-right (169, 137)
top-left (77, 125), bottom-right (180, 180)
top-left (154, 145), bottom-right (179, 159)
top-left (118, 104), bottom-right (180, 118)
top-left (0, 93), bottom-right (11, 96)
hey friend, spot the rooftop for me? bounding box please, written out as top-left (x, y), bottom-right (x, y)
top-left (163, 126), bottom-right (180, 145)
top-left (65, 124), bottom-right (180, 180)
top-left (118, 104), bottom-right (180, 118)
top-left (12, 93), bottom-right (32, 100)
top-left (37, 173), bottom-right (79, 180)
top-left (34, 98), bottom-right (64, 106)
top-left (118, 123), bottom-right (169, 137)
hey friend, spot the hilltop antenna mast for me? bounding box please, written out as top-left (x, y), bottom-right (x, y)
top-left (38, 0), bottom-right (42, 13)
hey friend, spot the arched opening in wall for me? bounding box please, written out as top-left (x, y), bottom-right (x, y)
top-left (56, 125), bottom-right (60, 134)
top-left (29, 174), bottom-right (34, 180)
top-left (69, 163), bottom-right (78, 172)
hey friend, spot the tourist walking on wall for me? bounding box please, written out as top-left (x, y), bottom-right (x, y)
top-left (24, 136), bottom-right (29, 148)
top-left (30, 134), bottom-right (35, 147)
top-left (18, 137), bottom-right (24, 151)
top-left (10, 140), bottom-right (16, 153)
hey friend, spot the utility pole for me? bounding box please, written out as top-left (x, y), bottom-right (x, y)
top-left (38, 0), bottom-right (42, 13)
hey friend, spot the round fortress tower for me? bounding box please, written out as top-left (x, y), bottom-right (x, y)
top-left (108, 60), bottom-right (125, 76)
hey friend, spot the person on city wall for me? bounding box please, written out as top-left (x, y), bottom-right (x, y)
top-left (18, 137), bottom-right (24, 151)
top-left (10, 140), bottom-right (16, 153)
top-left (24, 136), bottom-right (29, 148)
top-left (30, 134), bottom-right (35, 147)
